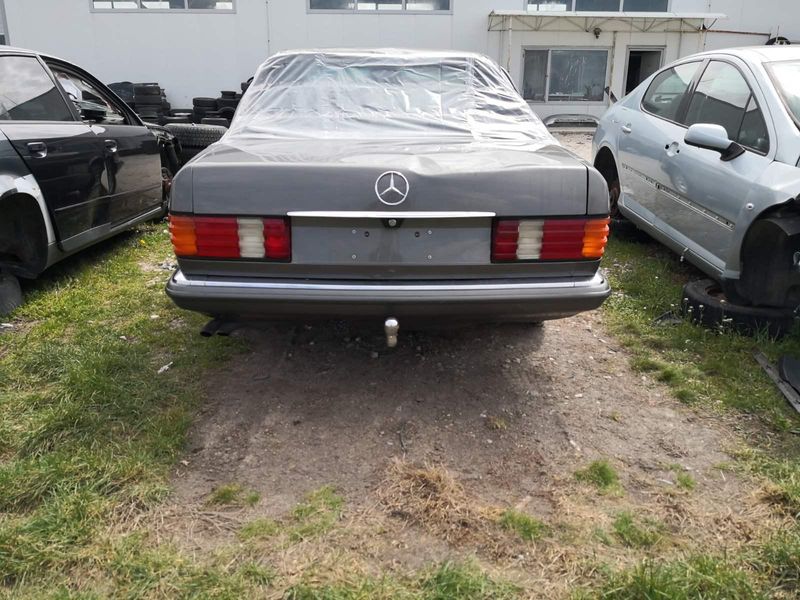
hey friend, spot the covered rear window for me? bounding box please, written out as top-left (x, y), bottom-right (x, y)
top-left (226, 50), bottom-right (554, 145)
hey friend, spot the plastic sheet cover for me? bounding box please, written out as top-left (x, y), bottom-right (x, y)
top-left (225, 49), bottom-right (555, 147)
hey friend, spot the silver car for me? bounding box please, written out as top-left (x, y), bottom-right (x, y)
top-left (166, 49), bottom-right (610, 344)
top-left (594, 47), bottom-right (800, 309)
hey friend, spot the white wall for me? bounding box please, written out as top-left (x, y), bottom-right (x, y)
top-left (3, 0), bottom-right (270, 107)
top-left (3, 0), bottom-right (794, 111)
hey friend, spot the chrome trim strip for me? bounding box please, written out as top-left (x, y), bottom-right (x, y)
top-left (287, 211), bottom-right (496, 219)
top-left (172, 270), bottom-right (606, 292)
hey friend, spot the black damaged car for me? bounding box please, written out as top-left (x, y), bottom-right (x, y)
top-left (0, 46), bottom-right (180, 313)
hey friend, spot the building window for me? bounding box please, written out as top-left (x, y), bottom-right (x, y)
top-left (92, 0), bottom-right (234, 10)
top-left (526, 1), bottom-right (569, 11)
top-left (526, 0), bottom-right (668, 10)
top-left (523, 49), bottom-right (609, 102)
top-left (309, 0), bottom-right (451, 11)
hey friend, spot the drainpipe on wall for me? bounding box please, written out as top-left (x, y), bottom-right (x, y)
top-left (506, 14), bottom-right (513, 72)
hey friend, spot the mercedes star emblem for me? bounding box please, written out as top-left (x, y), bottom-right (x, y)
top-left (375, 171), bottom-right (410, 206)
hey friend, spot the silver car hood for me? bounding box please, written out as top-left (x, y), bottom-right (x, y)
top-left (175, 137), bottom-right (595, 217)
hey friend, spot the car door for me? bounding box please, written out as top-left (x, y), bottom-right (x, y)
top-left (664, 59), bottom-right (773, 271)
top-left (47, 62), bottom-right (162, 227)
top-left (0, 53), bottom-right (108, 250)
top-left (616, 61), bottom-right (703, 222)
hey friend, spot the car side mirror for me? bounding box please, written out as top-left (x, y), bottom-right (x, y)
top-left (684, 123), bottom-right (745, 162)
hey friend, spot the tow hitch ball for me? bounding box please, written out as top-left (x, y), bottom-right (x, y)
top-left (384, 317), bottom-right (400, 348)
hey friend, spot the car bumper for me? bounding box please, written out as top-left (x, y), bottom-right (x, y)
top-left (166, 270), bottom-right (611, 322)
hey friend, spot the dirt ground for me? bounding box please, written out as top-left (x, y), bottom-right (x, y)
top-left (158, 133), bottom-right (774, 596)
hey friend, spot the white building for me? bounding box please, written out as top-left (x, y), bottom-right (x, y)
top-left (1, 0), bottom-right (797, 121)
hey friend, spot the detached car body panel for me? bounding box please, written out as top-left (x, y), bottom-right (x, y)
top-left (0, 47), bottom-right (169, 285)
top-left (594, 46), bottom-right (800, 308)
top-left (166, 49), bottom-right (611, 324)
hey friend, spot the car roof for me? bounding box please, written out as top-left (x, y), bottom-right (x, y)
top-left (0, 45), bottom-right (68, 63)
top-left (685, 45), bottom-right (800, 65)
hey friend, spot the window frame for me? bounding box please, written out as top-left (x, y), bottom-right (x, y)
top-left (521, 46), bottom-right (611, 105)
top-left (682, 59), bottom-right (771, 156)
top-left (641, 58), bottom-right (772, 157)
top-left (307, 0), bottom-right (453, 15)
top-left (89, 0), bottom-right (236, 14)
top-left (523, 0), bottom-right (671, 11)
top-left (640, 59), bottom-right (705, 127)
top-left (46, 60), bottom-right (140, 127)
top-left (0, 52), bottom-right (79, 124)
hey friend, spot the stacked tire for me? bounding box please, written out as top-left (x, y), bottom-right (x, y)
top-left (131, 83), bottom-right (171, 123)
top-left (191, 90), bottom-right (244, 127)
top-left (164, 123), bottom-right (227, 162)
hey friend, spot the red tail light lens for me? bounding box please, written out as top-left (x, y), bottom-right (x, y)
top-left (492, 217), bottom-right (609, 262)
top-left (169, 214), bottom-right (291, 261)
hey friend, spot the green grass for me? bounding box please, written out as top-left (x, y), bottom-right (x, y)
top-left (289, 486), bottom-right (344, 541)
top-left (603, 238), bottom-right (800, 431)
top-left (238, 518), bottom-right (280, 542)
top-left (579, 555), bottom-right (764, 600)
top-left (206, 484), bottom-right (261, 507)
top-left (498, 509), bottom-right (549, 541)
top-left (610, 512), bottom-right (664, 549)
top-left (284, 562), bottom-right (520, 600)
top-left (0, 224), bottom-right (241, 590)
top-left (575, 460), bottom-right (620, 493)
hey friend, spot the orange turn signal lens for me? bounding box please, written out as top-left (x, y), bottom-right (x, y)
top-left (169, 214), bottom-right (197, 257)
top-left (582, 217), bottom-right (610, 259)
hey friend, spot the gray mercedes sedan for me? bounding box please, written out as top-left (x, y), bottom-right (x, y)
top-left (166, 49), bottom-right (610, 344)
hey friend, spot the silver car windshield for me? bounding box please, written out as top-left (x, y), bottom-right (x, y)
top-left (766, 59), bottom-right (800, 128)
top-left (226, 50), bottom-right (554, 145)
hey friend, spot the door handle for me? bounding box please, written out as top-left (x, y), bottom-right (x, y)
top-left (27, 141), bottom-right (48, 158)
top-left (621, 125), bottom-right (632, 134)
top-left (104, 139), bottom-right (118, 153)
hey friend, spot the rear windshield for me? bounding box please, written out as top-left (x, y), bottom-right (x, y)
top-left (766, 59), bottom-right (800, 128)
top-left (226, 51), bottom-right (553, 145)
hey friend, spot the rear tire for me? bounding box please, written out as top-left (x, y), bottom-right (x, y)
top-left (681, 278), bottom-right (796, 338)
top-left (0, 272), bottom-right (22, 316)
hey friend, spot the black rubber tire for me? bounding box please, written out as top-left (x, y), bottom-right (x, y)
top-left (162, 116), bottom-right (191, 124)
top-left (241, 77), bottom-right (254, 93)
top-left (216, 97), bottom-right (239, 110)
top-left (216, 106), bottom-right (235, 121)
top-left (193, 97), bottom-right (217, 108)
top-left (134, 84), bottom-right (161, 96)
top-left (164, 123), bottom-right (227, 150)
top-left (680, 278), bottom-right (797, 338)
top-left (0, 272), bottom-right (22, 316)
top-left (611, 216), bottom-right (650, 243)
top-left (134, 95), bottom-right (162, 106)
top-left (201, 117), bottom-right (230, 127)
top-left (220, 90), bottom-right (238, 99)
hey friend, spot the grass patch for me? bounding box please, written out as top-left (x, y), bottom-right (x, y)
top-left (289, 486), bottom-right (344, 541)
top-left (575, 460), bottom-right (620, 493)
top-left (285, 561), bottom-right (520, 600)
top-left (579, 555), bottom-right (762, 600)
top-left (239, 518), bottom-right (280, 542)
top-left (0, 224), bottom-right (240, 588)
top-left (611, 512), bottom-right (664, 548)
top-left (206, 484), bottom-right (261, 507)
top-left (498, 509), bottom-right (548, 541)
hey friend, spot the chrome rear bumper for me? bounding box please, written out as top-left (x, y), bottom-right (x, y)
top-left (166, 270), bottom-right (610, 322)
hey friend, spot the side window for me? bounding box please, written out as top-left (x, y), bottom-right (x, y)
top-left (641, 62), bottom-right (699, 122)
top-left (684, 61), bottom-right (769, 153)
top-left (0, 56), bottom-right (74, 121)
top-left (52, 69), bottom-right (127, 125)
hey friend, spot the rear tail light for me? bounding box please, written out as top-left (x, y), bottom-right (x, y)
top-left (169, 214), bottom-right (291, 261)
top-left (492, 217), bottom-right (610, 262)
